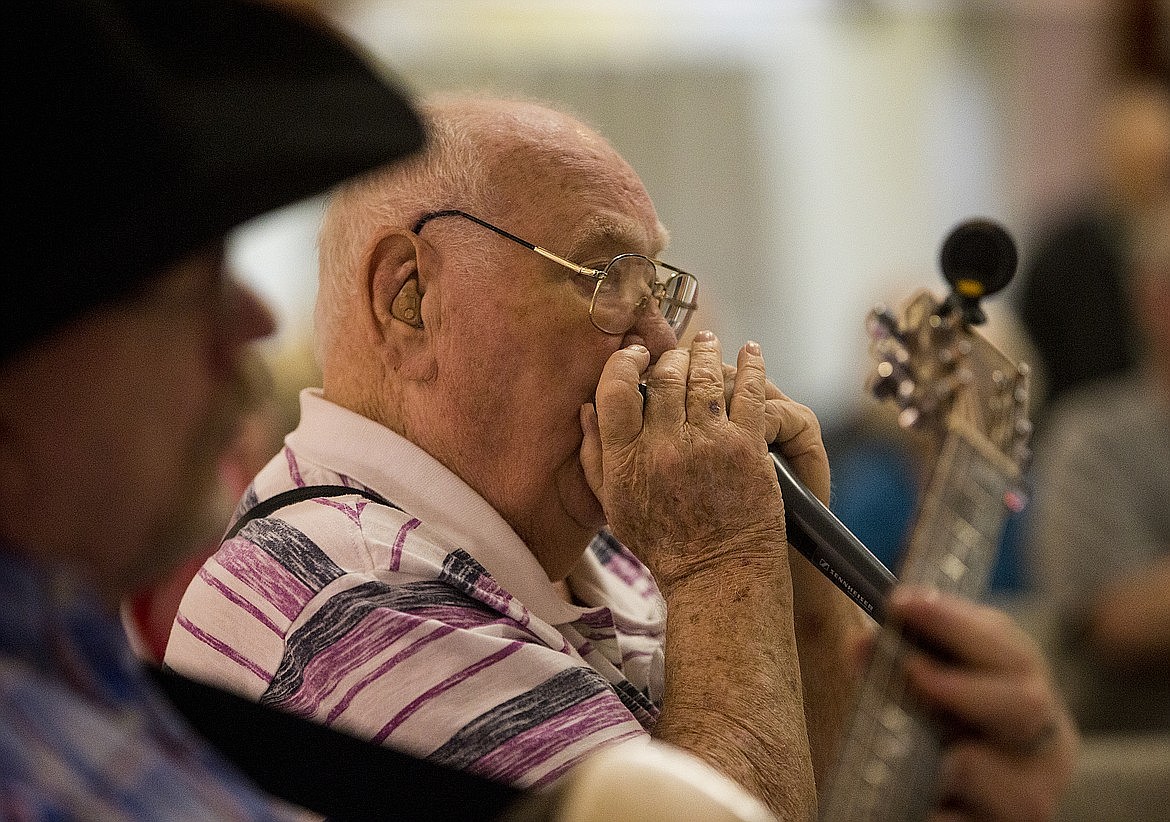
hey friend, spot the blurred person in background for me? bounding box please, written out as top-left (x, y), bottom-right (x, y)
top-left (1017, 79), bottom-right (1170, 427)
top-left (1027, 198), bottom-right (1170, 735)
top-left (124, 335), bottom-right (330, 663)
top-left (123, 353), bottom-right (285, 663)
top-left (0, 0), bottom-right (426, 817)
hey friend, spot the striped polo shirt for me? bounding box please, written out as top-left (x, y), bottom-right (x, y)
top-left (166, 389), bottom-right (665, 789)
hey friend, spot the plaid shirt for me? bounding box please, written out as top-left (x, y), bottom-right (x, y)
top-left (0, 549), bottom-right (300, 821)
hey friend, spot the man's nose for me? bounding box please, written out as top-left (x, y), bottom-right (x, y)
top-left (227, 280), bottom-right (278, 346)
top-left (622, 304), bottom-right (678, 362)
top-left (210, 280), bottom-right (277, 376)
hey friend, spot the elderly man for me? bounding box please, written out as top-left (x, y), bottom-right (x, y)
top-left (0, 0), bottom-right (425, 817)
top-left (168, 95), bottom-right (1077, 819)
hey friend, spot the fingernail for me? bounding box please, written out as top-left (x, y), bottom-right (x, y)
top-left (626, 344), bottom-right (648, 354)
top-left (745, 340), bottom-right (761, 355)
top-left (694, 330), bottom-right (715, 342)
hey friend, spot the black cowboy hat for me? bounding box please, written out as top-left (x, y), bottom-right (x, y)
top-left (3, 0), bottom-right (424, 360)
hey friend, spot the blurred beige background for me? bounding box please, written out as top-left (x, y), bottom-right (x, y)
top-left (233, 0), bottom-right (1154, 428)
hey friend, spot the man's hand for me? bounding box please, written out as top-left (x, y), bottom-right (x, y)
top-left (578, 332), bottom-right (821, 819)
top-left (579, 332), bottom-right (789, 589)
top-left (722, 363), bottom-right (830, 506)
top-left (876, 587), bottom-right (1079, 822)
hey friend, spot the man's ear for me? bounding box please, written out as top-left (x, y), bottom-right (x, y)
top-left (369, 230), bottom-right (428, 336)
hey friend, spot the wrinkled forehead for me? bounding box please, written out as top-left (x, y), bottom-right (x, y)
top-left (483, 109), bottom-right (668, 254)
top-left (509, 157), bottom-right (668, 258)
top-left (565, 211), bottom-right (670, 260)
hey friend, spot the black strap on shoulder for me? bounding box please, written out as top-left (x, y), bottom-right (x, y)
top-left (150, 667), bottom-right (521, 821)
top-left (223, 484), bottom-right (399, 542)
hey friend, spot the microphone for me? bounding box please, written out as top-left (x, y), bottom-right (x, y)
top-left (634, 382), bottom-right (896, 623)
top-left (771, 448), bottom-right (896, 624)
top-left (773, 218), bottom-right (1019, 625)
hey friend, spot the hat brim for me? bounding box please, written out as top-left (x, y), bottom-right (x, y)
top-left (5, 0), bottom-right (425, 360)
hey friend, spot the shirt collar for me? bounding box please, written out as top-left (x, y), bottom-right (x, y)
top-left (286, 389), bottom-right (591, 625)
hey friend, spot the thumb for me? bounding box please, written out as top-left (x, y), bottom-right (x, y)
top-left (579, 402), bottom-right (605, 498)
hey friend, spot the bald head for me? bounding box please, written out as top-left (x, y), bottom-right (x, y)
top-left (314, 95), bottom-right (661, 376)
top-left (311, 94), bottom-right (669, 444)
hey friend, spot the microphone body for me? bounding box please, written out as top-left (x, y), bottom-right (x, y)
top-left (770, 448), bottom-right (896, 623)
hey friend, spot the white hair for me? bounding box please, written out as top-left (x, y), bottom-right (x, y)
top-left (313, 95), bottom-right (499, 367)
top-left (312, 93), bottom-right (646, 372)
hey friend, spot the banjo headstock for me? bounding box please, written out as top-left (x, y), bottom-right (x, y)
top-left (863, 219), bottom-right (1031, 473)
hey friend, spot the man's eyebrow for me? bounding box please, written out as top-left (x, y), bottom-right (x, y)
top-left (568, 215), bottom-right (665, 258)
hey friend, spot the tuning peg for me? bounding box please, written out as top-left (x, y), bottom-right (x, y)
top-left (925, 312), bottom-right (967, 360)
top-left (1014, 379), bottom-right (1030, 407)
top-left (1014, 442), bottom-right (1034, 474)
top-left (866, 306), bottom-right (903, 343)
top-left (868, 359), bottom-right (914, 403)
top-left (869, 335), bottom-right (910, 367)
top-left (1014, 418), bottom-right (1034, 460)
top-left (934, 341), bottom-right (963, 367)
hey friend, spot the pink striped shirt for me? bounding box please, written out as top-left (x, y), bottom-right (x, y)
top-left (166, 389), bottom-right (665, 788)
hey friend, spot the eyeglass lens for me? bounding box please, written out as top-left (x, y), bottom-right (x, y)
top-left (592, 255), bottom-right (697, 336)
top-left (660, 272), bottom-right (698, 336)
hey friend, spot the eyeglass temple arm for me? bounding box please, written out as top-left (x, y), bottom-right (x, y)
top-left (531, 246), bottom-right (603, 279)
top-left (414, 209), bottom-right (604, 280)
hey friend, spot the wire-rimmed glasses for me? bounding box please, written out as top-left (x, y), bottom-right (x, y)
top-left (412, 209), bottom-right (699, 337)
